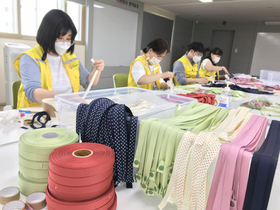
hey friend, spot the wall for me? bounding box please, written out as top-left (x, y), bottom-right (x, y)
top-left (171, 16), bottom-right (193, 67)
top-left (0, 38), bottom-right (85, 105)
top-left (193, 21), bottom-right (280, 75)
top-left (141, 12), bottom-right (174, 72)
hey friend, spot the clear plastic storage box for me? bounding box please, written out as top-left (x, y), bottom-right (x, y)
top-left (55, 87), bottom-right (197, 130)
top-left (260, 70), bottom-right (280, 86)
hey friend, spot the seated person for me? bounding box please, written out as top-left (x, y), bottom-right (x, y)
top-left (199, 47), bottom-right (230, 81)
top-left (173, 42), bottom-right (208, 85)
top-left (14, 10), bottom-right (104, 109)
top-left (128, 38), bottom-right (173, 90)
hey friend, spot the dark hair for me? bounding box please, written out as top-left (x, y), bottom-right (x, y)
top-left (36, 9), bottom-right (77, 57)
top-left (188, 42), bottom-right (205, 54)
top-left (205, 47), bottom-right (223, 65)
top-left (142, 38), bottom-right (170, 54)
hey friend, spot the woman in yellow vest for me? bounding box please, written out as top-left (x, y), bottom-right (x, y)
top-left (173, 42), bottom-right (208, 85)
top-left (14, 10), bottom-right (104, 109)
top-left (199, 47), bottom-right (230, 81)
top-left (128, 38), bottom-right (174, 90)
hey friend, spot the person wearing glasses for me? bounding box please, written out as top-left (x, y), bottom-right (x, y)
top-left (128, 38), bottom-right (174, 90)
top-left (198, 47), bottom-right (230, 81)
top-left (173, 42), bottom-right (208, 85)
top-left (14, 9), bottom-right (104, 109)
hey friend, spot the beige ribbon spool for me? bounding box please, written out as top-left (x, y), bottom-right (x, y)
top-left (0, 187), bottom-right (20, 205)
top-left (26, 192), bottom-right (47, 210)
top-left (2, 200), bottom-right (25, 210)
top-left (42, 98), bottom-right (58, 118)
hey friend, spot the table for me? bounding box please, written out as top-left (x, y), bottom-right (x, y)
top-left (1, 92), bottom-right (280, 209)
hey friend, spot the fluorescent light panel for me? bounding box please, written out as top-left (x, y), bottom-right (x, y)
top-left (264, 21), bottom-right (280, 25)
top-left (199, 0), bottom-right (213, 2)
top-left (94, 4), bottom-right (104, 8)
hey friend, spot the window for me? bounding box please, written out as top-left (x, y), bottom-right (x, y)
top-left (0, 0), bottom-right (84, 44)
top-left (66, 1), bottom-right (82, 41)
top-left (0, 0), bottom-right (17, 34)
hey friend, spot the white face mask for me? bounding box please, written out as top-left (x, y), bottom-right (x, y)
top-left (55, 41), bottom-right (72, 56)
top-left (213, 56), bottom-right (220, 64)
top-left (193, 55), bottom-right (202, 63)
top-left (149, 56), bottom-right (161, 65)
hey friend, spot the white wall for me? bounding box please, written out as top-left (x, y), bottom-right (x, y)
top-left (250, 32), bottom-right (280, 76)
top-left (0, 38), bottom-right (85, 105)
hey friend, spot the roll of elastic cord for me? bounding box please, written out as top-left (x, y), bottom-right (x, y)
top-left (18, 172), bottom-right (47, 196)
top-left (48, 173), bottom-right (113, 202)
top-left (46, 181), bottom-right (117, 210)
top-left (243, 120), bottom-right (280, 210)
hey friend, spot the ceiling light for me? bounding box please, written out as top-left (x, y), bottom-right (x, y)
top-left (94, 4), bottom-right (104, 8)
top-left (199, 0), bottom-right (213, 2)
top-left (264, 21), bottom-right (280, 25)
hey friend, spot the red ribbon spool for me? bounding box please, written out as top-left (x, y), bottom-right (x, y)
top-left (46, 143), bottom-right (116, 209)
top-left (48, 173), bottom-right (113, 202)
top-left (48, 143), bottom-right (115, 177)
top-left (46, 182), bottom-right (117, 210)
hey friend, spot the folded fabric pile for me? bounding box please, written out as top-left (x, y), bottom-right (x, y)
top-left (177, 93), bottom-right (216, 105)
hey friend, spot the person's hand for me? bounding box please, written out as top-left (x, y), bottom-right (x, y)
top-left (196, 77), bottom-right (208, 85)
top-left (162, 71), bottom-right (174, 80)
top-left (93, 60), bottom-right (104, 72)
top-left (222, 66), bottom-right (230, 76)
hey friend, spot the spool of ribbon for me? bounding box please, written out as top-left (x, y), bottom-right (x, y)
top-left (46, 143), bottom-right (116, 209)
top-left (0, 187), bottom-right (20, 205)
top-left (18, 128), bottom-right (79, 195)
top-left (46, 183), bottom-right (117, 210)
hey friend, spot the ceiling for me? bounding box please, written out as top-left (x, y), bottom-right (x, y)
top-left (137, 0), bottom-right (280, 22)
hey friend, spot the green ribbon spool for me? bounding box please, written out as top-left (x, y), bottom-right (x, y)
top-left (18, 172), bottom-right (48, 196)
top-left (18, 128), bottom-right (78, 195)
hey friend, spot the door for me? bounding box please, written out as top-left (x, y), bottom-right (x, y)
top-left (211, 30), bottom-right (234, 74)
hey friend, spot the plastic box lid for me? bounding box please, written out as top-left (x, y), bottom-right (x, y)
top-left (55, 87), bottom-right (197, 130)
top-left (260, 70), bottom-right (280, 86)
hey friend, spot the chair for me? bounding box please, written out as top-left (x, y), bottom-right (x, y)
top-left (12, 80), bottom-right (21, 109)
top-left (113, 74), bottom-right (128, 88)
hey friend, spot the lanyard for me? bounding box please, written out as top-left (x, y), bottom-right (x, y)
top-left (243, 120), bottom-right (280, 210)
top-left (206, 115), bottom-right (267, 210)
top-left (135, 102), bottom-right (230, 198)
top-left (158, 107), bottom-right (252, 210)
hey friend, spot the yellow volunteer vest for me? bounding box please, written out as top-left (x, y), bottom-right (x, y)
top-left (173, 55), bottom-right (198, 86)
top-left (198, 58), bottom-right (220, 81)
top-left (14, 45), bottom-right (80, 109)
top-left (128, 54), bottom-right (161, 90)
